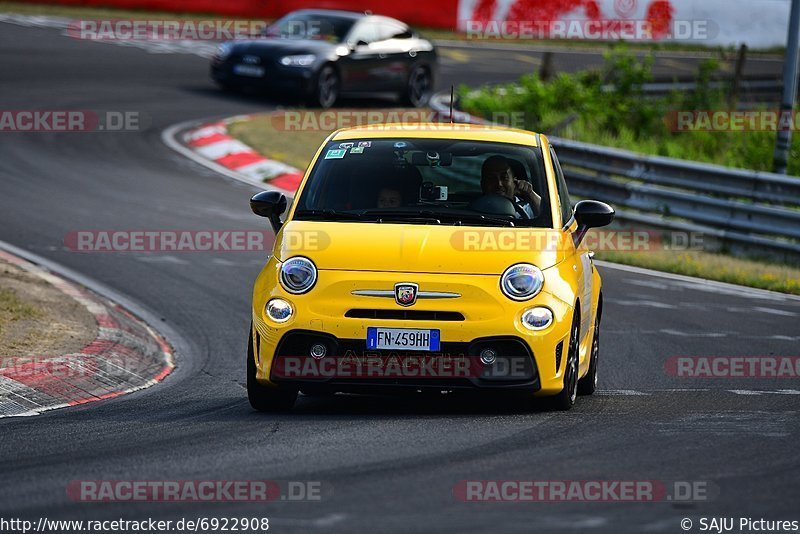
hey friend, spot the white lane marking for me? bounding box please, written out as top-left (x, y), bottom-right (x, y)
top-left (659, 329), bottom-right (727, 338)
top-left (729, 389), bottom-right (800, 396)
top-left (597, 389), bottom-right (650, 396)
top-left (654, 411), bottom-right (794, 437)
top-left (596, 261), bottom-right (800, 303)
top-left (135, 255), bottom-right (189, 265)
top-left (753, 307), bottom-right (798, 317)
top-left (624, 279), bottom-right (672, 290)
top-left (606, 299), bottom-right (678, 309)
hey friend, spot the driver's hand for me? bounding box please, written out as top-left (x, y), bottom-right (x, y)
top-left (514, 179), bottom-right (535, 200)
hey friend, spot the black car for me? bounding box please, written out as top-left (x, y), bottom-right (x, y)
top-left (210, 9), bottom-right (437, 108)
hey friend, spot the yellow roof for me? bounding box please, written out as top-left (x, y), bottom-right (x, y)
top-left (331, 122), bottom-right (541, 147)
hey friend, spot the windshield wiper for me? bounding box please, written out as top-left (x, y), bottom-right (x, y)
top-left (293, 209), bottom-right (367, 221)
top-left (440, 214), bottom-right (516, 227)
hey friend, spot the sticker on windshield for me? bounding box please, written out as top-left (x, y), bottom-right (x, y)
top-left (393, 141), bottom-right (407, 149)
top-left (350, 147), bottom-right (364, 154)
top-left (325, 149), bottom-right (347, 159)
top-left (338, 142), bottom-right (354, 149)
top-left (358, 141), bottom-right (371, 148)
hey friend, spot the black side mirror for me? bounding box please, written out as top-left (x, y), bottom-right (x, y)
top-left (250, 191), bottom-right (287, 233)
top-left (573, 200), bottom-right (615, 246)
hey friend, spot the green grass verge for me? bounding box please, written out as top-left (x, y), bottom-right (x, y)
top-left (460, 48), bottom-right (800, 175)
top-left (0, 287), bottom-right (41, 334)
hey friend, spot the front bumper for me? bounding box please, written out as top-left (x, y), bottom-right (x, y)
top-left (210, 58), bottom-right (315, 94)
top-left (252, 262), bottom-right (576, 396)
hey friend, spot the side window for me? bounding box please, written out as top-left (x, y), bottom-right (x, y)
top-left (347, 22), bottom-right (378, 45)
top-left (550, 146), bottom-right (573, 226)
top-left (376, 21), bottom-right (412, 41)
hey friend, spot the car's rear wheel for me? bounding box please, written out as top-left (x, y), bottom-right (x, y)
top-left (578, 309), bottom-right (600, 396)
top-left (312, 65), bottom-right (339, 108)
top-left (402, 65), bottom-right (432, 107)
top-left (551, 310), bottom-right (580, 411)
top-left (247, 325), bottom-right (297, 412)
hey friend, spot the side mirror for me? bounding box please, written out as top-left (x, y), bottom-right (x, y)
top-left (573, 200), bottom-right (614, 246)
top-left (250, 191), bottom-right (287, 233)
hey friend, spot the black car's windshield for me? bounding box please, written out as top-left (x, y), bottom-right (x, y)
top-left (264, 13), bottom-right (355, 43)
top-left (294, 138), bottom-right (553, 228)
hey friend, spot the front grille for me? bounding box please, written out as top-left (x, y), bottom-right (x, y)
top-left (345, 309), bottom-right (465, 321)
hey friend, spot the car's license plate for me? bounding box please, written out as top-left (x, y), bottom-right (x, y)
top-left (233, 64), bottom-right (265, 77)
top-left (366, 327), bottom-right (440, 351)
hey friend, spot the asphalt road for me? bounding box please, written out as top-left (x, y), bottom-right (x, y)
top-left (1, 20), bottom-right (799, 533)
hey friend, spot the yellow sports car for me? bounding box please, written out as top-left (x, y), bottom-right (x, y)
top-left (248, 123), bottom-right (614, 411)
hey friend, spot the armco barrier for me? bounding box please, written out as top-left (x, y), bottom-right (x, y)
top-left (430, 91), bottom-right (800, 262)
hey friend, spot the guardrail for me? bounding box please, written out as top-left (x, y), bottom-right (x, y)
top-left (430, 91), bottom-right (800, 262)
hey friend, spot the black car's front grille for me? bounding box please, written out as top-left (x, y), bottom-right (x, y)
top-left (344, 309), bottom-right (465, 321)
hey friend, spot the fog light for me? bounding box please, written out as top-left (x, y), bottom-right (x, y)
top-left (522, 307), bottom-right (553, 330)
top-left (310, 343), bottom-right (327, 360)
top-left (265, 298), bottom-right (293, 323)
top-left (480, 348), bottom-right (497, 365)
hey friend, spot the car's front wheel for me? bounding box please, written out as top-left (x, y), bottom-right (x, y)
top-left (578, 308), bottom-right (600, 396)
top-left (247, 325), bottom-right (297, 412)
top-left (402, 65), bottom-right (432, 107)
top-left (551, 310), bottom-right (580, 411)
top-left (311, 65), bottom-right (339, 108)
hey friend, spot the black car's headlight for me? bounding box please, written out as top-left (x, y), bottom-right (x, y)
top-left (280, 257), bottom-right (317, 294)
top-left (215, 42), bottom-right (233, 60)
top-left (279, 54), bottom-right (316, 67)
top-left (500, 263), bottom-right (544, 301)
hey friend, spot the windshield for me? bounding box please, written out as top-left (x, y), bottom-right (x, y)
top-left (294, 138), bottom-right (553, 228)
top-left (264, 13), bottom-right (355, 43)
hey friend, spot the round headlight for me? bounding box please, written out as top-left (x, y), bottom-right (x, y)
top-left (215, 42), bottom-right (233, 60)
top-left (266, 298), bottom-right (293, 323)
top-left (280, 257), bottom-right (317, 294)
top-left (500, 263), bottom-right (544, 301)
top-left (521, 307), bottom-right (553, 330)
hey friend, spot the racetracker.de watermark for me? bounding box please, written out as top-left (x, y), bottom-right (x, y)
top-left (67, 480), bottom-right (327, 502)
top-left (67, 19), bottom-right (271, 41)
top-left (0, 111), bottom-right (146, 132)
top-left (665, 356), bottom-right (800, 378)
top-left (461, 19), bottom-right (715, 41)
top-left (64, 230), bottom-right (275, 253)
top-left (453, 480), bottom-right (716, 502)
top-left (269, 110), bottom-right (529, 131)
top-left (667, 110), bottom-right (800, 132)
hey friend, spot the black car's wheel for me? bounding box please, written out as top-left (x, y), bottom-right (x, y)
top-left (402, 65), bottom-right (432, 107)
top-left (247, 325), bottom-right (297, 412)
top-left (551, 310), bottom-right (580, 411)
top-left (578, 309), bottom-right (600, 396)
top-left (312, 65), bottom-right (339, 108)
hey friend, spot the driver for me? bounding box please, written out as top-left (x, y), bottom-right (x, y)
top-left (480, 155), bottom-right (542, 218)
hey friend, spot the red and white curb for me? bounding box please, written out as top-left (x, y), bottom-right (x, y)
top-left (163, 114), bottom-right (304, 195)
top-left (0, 250), bottom-right (174, 418)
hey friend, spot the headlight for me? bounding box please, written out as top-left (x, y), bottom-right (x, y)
top-left (521, 307), bottom-right (553, 330)
top-left (500, 263), bottom-right (543, 301)
top-left (279, 54), bottom-right (316, 67)
top-left (266, 298), bottom-right (293, 323)
top-left (280, 257), bottom-right (317, 294)
top-left (215, 42), bottom-right (233, 60)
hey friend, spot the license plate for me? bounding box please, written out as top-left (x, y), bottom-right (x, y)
top-left (367, 327), bottom-right (440, 351)
top-left (233, 64), bottom-right (265, 77)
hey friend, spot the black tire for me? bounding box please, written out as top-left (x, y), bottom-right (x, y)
top-left (311, 64), bottom-right (339, 108)
top-left (551, 309), bottom-right (580, 411)
top-left (402, 65), bottom-right (432, 107)
top-left (578, 310), bottom-right (600, 396)
top-left (247, 325), bottom-right (297, 412)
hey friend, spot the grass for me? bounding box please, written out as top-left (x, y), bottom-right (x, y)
top-left (596, 250), bottom-right (800, 295)
top-left (227, 112), bottom-right (800, 295)
top-left (0, 287), bottom-right (41, 334)
top-left (0, 2), bottom-right (781, 55)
